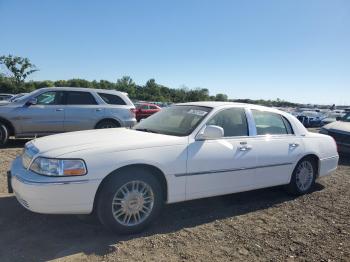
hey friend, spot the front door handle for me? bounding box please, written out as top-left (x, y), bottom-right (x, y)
top-left (96, 108), bottom-right (103, 112)
top-left (289, 143), bottom-right (299, 148)
top-left (56, 108), bottom-right (64, 112)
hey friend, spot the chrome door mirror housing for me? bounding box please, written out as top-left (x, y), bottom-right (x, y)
top-left (196, 125), bottom-right (224, 140)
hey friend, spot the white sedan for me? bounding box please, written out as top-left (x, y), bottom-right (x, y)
top-left (8, 102), bottom-right (339, 234)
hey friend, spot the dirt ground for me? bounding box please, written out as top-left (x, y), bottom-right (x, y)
top-left (0, 139), bottom-right (349, 262)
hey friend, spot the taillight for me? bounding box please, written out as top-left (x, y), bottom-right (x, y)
top-left (130, 108), bottom-right (136, 117)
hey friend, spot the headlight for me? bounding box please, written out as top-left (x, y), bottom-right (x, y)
top-left (30, 157), bottom-right (87, 176)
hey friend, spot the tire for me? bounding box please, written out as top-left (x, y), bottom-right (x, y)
top-left (96, 168), bottom-right (164, 234)
top-left (286, 157), bottom-right (317, 195)
top-left (0, 124), bottom-right (9, 147)
top-left (96, 120), bottom-right (120, 129)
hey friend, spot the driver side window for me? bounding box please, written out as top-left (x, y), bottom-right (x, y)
top-left (207, 108), bottom-right (248, 137)
top-left (36, 91), bottom-right (64, 105)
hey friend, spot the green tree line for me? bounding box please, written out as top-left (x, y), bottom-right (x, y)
top-left (0, 54), bottom-right (300, 107)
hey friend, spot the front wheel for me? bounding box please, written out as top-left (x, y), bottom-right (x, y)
top-left (287, 157), bottom-right (316, 195)
top-left (96, 169), bottom-right (163, 234)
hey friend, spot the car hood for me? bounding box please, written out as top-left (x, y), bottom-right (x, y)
top-left (323, 121), bottom-right (350, 134)
top-left (30, 128), bottom-right (188, 157)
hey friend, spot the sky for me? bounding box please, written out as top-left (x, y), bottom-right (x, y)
top-left (0, 0), bottom-right (349, 105)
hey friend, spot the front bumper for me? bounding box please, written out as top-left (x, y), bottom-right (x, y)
top-left (9, 156), bottom-right (101, 214)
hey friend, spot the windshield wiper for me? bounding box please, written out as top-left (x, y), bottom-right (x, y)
top-left (135, 128), bottom-right (159, 134)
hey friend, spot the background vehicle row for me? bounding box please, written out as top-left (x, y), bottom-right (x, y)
top-left (0, 87), bottom-right (136, 145)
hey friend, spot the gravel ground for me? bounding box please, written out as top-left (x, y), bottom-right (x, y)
top-left (0, 139), bottom-right (349, 262)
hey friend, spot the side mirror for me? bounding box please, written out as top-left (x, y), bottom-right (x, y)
top-left (196, 125), bottom-right (224, 140)
top-left (25, 98), bottom-right (37, 106)
top-left (336, 116), bottom-right (341, 121)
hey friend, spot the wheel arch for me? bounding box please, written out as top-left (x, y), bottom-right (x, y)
top-left (295, 153), bottom-right (320, 178)
top-left (0, 116), bottom-right (15, 136)
top-left (92, 163), bottom-right (168, 212)
top-left (94, 118), bottom-right (121, 128)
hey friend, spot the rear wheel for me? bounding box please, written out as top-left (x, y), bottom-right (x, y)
top-left (287, 157), bottom-right (316, 195)
top-left (0, 124), bottom-right (9, 147)
top-left (96, 120), bottom-right (120, 129)
top-left (97, 168), bottom-right (163, 234)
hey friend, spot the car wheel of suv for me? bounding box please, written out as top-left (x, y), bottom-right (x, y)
top-left (0, 124), bottom-right (9, 147)
top-left (97, 168), bottom-right (163, 234)
top-left (286, 157), bottom-right (316, 195)
top-left (96, 120), bottom-right (120, 129)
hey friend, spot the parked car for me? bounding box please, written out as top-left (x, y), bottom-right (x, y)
top-left (296, 111), bottom-right (323, 127)
top-left (0, 93), bottom-right (14, 101)
top-left (321, 112), bottom-right (344, 126)
top-left (0, 93), bottom-right (29, 106)
top-left (136, 103), bottom-right (161, 121)
top-left (7, 102), bottom-right (338, 234)
top-left (320, 112), bottom-right (350, 153)
top-left (0, 87), bottom-right (136, 146)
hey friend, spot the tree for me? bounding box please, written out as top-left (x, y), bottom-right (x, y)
top-left (116, 76), bottom-right (136, 97)
top-left (0, 55), bottom-right (38, 85)
top-left (215, 93), bottom-right (228, 101)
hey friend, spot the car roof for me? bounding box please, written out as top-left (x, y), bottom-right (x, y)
top-left (139, 102), bottom-right (160, 106)
top-left (37, 87), bottom-right (128, 96)
top-left (176, 101), bottom-right (279, 112)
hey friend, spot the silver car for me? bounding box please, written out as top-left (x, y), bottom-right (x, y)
top-left (0, 93), bottom-right (15, 101)
top-left (0, 87), bottom-right (136, 145)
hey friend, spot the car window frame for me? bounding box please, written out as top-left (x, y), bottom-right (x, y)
top-left (206, 107), bottom-right (250, 138)
top-left (97, 92), bottom-right (127, 105)
top-left (250, 109), bottom-right (295, 137)
top-left (63, 91), bottom-right (98, 105)
top-left (195, 107), bottom-right (251, 140)
top-left (34, 91), bottom-right (65, 106)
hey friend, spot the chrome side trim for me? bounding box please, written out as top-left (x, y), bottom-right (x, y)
top-left (174, 162), bottom-right (294, 177)
top-left (320, 155), bottom-right (339, 161)
top-left (13, 175), bottom-right (98, 186)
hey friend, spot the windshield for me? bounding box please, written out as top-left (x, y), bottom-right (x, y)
top-left (134, 105), bottom-right (212, 136)
top-left (340, 113), bottom-right (350, 122)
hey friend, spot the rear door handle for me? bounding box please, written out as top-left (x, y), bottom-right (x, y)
top-left (239, 141), bottom-right (252, 151)
top-left (56, 108), bottom-right (64, 112)
top-left (96, 108), bottom-right (103, 112)
top-left (239, 145), bottom-right (252, 151)
top-left (289, 143), bottom-right (299, 148)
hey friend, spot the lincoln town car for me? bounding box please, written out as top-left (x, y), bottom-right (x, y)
top-left (8, 102), bottom-right (339, 234)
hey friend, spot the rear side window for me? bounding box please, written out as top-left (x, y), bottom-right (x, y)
top-left (140, 105), bottom-right (149, 110)
top-left (252, 110), bottom-right (293, 135)
top-left (150, 105), bottom-right (158, 109)
top-left (98, 93), bottom-right (126, 105)
top-left (66, 91), bottom-right (97, 105)
top-left (207, 108), bottom-right (248, 137)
